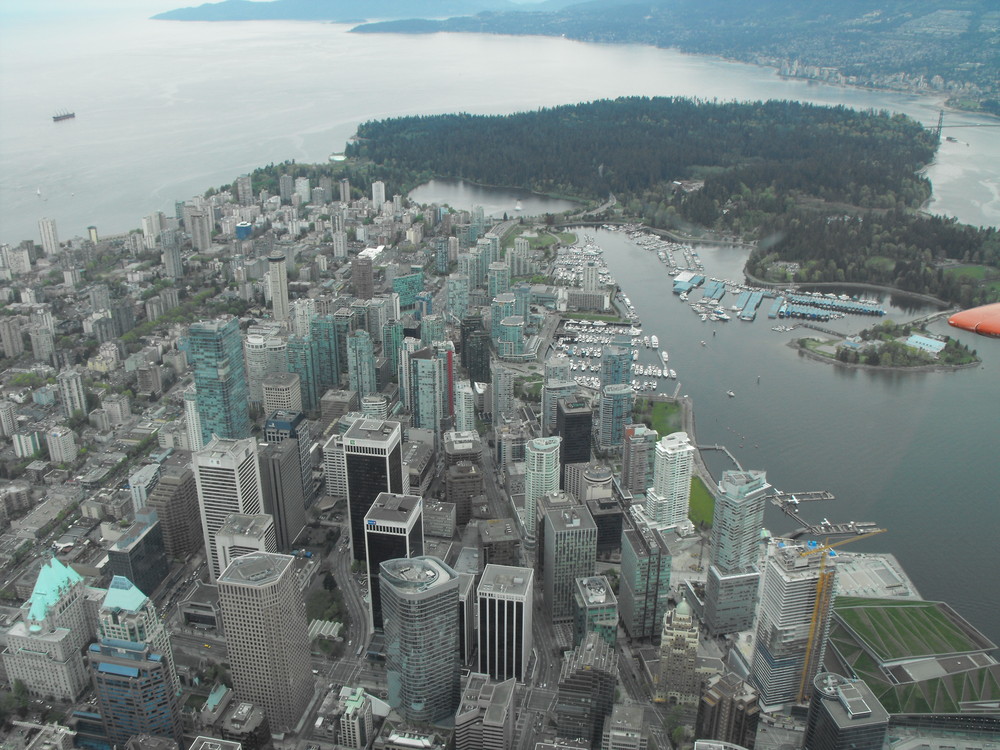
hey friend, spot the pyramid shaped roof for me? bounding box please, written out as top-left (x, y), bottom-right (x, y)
top-left (102, 576), bottom-right (148, 613)
top-left (27, 557), bottom-right (83, 622)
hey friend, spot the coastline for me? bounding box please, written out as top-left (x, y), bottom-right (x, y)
top-left (788, 339), bottom-right (983, 373)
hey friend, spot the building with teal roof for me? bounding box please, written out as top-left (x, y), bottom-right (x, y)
top-left (2, 556), bottom-right (93, 700)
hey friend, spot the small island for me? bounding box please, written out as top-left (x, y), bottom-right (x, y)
top-left (795, 320), bottom-right (980, 370)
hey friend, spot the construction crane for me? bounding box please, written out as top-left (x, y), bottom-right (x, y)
top-left (795, 528), bottom-right (887, 703)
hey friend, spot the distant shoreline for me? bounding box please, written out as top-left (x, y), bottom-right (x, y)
top-left (788, 339), bottom-right (982, 373)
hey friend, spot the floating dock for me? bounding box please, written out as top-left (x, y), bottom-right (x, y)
top-left (786, 294), bottom-right (885, 316)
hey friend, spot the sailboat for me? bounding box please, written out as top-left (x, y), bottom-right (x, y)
top-left (514, 200), bottom-right (523, 212)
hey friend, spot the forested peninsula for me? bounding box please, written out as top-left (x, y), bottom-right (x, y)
top-left (344, 98), bottom-right (1000, 307)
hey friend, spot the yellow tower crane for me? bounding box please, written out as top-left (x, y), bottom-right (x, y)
top-left (795, 528), bottom-right (887, 704)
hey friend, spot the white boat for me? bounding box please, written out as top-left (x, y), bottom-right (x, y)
top-left (514, 200), bottom-right (523, 211)
top-left (669, 369), bottom-right (677, 379)
top-left (660, 351), bottom-right (669, 364)
top-left (650, 335), bottom-right (659, 348)
top-left (726, 390), bottom-right (735, 398)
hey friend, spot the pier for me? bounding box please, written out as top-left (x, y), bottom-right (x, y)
top-left (697, 444), bottom-right (743, 471)
top-left (800, 322), bottom-right (848, 338)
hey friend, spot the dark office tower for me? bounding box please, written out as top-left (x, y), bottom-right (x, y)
top-left (333, 308), bottom-right (356, 376)
top-left (188, 317), bottom-right (251, 444)
top-left (696, 672), bottom-right (761, 749)
top-left (380, 556), bottom-right (460, 723)
top-left (477, 564), bottom-right (533, 683)
top-left (264, 409), bottom-right (314, 507)
top-left (465, 330), bottom-right (492, 385)
top-left (459, 314), bottom-right (484, 369)
top-left (145, 462), bottom-right (202, 561)
top-left (89, 581), bottom-right (183, 747)
top-left (619, 521), bottom-right (672, 639)
top-left (258, 440), bottom-right (306, 551)
top-left (554, 632), bottom-right (617, 748)
top-left (803, 673), bottom-right (889, 750)
top-left (344, 419), bottom-right (405, 561)
top-left (364, 493), bottom-right (424, 633)
top-left (555, 397), bottom-right (592, 488)
top-left (353, 256), bottom-right (375, 300)
top-left (107, 511), bottom-right (168, 597)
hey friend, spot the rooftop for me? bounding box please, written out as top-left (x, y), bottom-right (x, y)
top-left (217, 552), bottom-right (291, 587)
top-left (366, 492), bottom-right (421, 523)
top-left (27, 556), bottom-right (82, 622)
top-left (102, 576), bottom-right (148, 613)
top-left (479, 564), bottom-right (533, 597)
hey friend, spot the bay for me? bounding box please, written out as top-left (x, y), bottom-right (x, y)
top-left (1, 13), bottom-right (998, 245)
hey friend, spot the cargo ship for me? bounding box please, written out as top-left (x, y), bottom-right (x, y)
top-left (52, 111), bottom-right (75, 122)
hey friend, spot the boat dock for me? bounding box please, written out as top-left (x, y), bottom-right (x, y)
top-left (789, 520), bottom-right (885, 539)
top-left (800, 322), bottom-right (848, 337)
top-left (786, 294), bottom-right (885, 317)
top-left (768, 297), bottom-right (785, 319)
top-left (697, 443), bottom-right (743, 471)
top-left (740, 291), bottom-right (765, 321)
top-left (701, 280), bottom-right (726, 301)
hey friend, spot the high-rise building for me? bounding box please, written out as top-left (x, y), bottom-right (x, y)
top-left (491, 361), bottom-right (515, 421)
top-left (622, 424), bottom-right (658, 495)
top-left (0, 317), bottom-right (24, 359)
top-left (573, 575), bottom-right (618, 647)
top-left (445, 461), bottom-right (483, 527)
top-left (542, 378), bottom-right (577, 436)
top-left (163, 234), bottom-right (183, 278)
top-left (454, 673), bottom-right (517, 750)
top-left (380, 556), bottom-right (460, 723)
top-left (705, 470), bottom-right (770, 636)
top-left (215, 513), bottom-right (277, 573)
top-left (477, 564), bottom-right (533, 682)
top-left (285, 334), bottom-right (319, 414)
top-left (447, 274), bottom-right (469, 323)
top-left (597, 384), bottom-right (634, 451)
top-left (556, 397), bottom-right (592, 486)
top-left (601, 704), bottom-right (648, 750)
top-left (294, 176), bottom-right (310, 203)
top-left (696, 672), bottom-right (760, 749)
top-left (543, 504), bottom-right (597, 622)
top-left (347, 329), bottom-right (377, 396)
top-left (187, 210), bottom-right (212, 252)
top-left (145, 462), bottom-right (202, 561)
top-left (183, 386), bottom-right (204, 452)
top-left (353, 256), bottom-right (375, 300)
top-left (371, 181), bottom-right (386, 211)
top-left (751, 538), bottom-right (838, 707)
top-left (339, 687), bottom-right (374, 749)
top-left (645, 431), bottom-right (695, 529)
top-left (555, 632), bottom-right (617, 747)
top-left (2, 557), bottom-right (93, 700)
top-left (339, 177), bottom-right (351, 203)
top-left (408, 349), bottom-right (445, 433)
top-left (188, 317), bottom-right (252, 444)
top-left (454, 381), bottom-right (476, 432)
top-left (56, 369), bottom-right (87, 418)
top-left (107, 512), bottom-right (168, 597)
top-left (365, 492), bottom-right (424, 632)
top-left (657, 601), bottom-right (700, 704)
top-left (38, 217), bottom-right (59, 255)
top-left (46, 425), bottom-right (77, 463)
top-left (89, 577), bottom-right (183, 746)
top-left (344, 419), bottom-right (405, 560)
top-left (258, 439), bottom-right (306, 551)
top-left (235, 174), bottom-right (253, 206)
top-left (261, 371), bottom-right (302, 414)
top-left (279, 173), bottom-right (294, 203)
top-left (600, 345), bottom-right (632, 389)
top-left (802, 672), bottom-right (889, 750)
top-left (619, 522), bottom-right (672, 639)
top-left (524, 437), bottom-right (561, 545)
top-left (217, 553), bottom-right (312, 733)
top-left (193, 437), bottom-right (263, 581)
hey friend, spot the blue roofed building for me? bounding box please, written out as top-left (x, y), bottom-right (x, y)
top-left (904, 333), bottom-right (947, 356)
top-left (89, 576), bottom-right (183, 746)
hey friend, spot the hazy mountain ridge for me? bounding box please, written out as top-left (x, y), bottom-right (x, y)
top-left (351, 0), bottom-right (1000, 109)
top-left (152, 0), bottom-right (537, 22)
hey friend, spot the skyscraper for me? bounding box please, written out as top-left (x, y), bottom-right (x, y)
top-left (696, 672), bottom-right (761, 749)
top-left (705, 470), bottom-right (770, 635)
top-left (524, 437), bottom-right (561, 545)
top-left (454, 381), bottom-right (476, 432)
top-left (258, 438), bottom-right (306, 551)
top-left (454, 673), bottom-right (517, 750)
top-left (644, 431), bottom-right (695, 529)
top-left (491, 361), bottom-right (516, 421)
top-left (261, 371), bottom-right (302, 414)
top-left (657, 601), bottom-right (700, 705)
top-left (183, 385), bottom-right (204, 452)
top-left (364, 492), bottom-right (424, 632)
top-left (267, 251), bottom-right (289, 322)
top-left (477, 565), bottom-right (533, 683)
top-left (352, 256), bottom-right (375, 300)
top-left (38, 217), bottom-right (59, 255)
top-left (554, 632), bottom-right (617, 747)
top-left (344, 419), bottom-right (405, 560)
top-left (597, 383), bottom-right (634, 451)
top-left (619, 521), bottom-right (672, 639)
top-left (145, 462), bottom-right (202, 561)
top-left (408, 349), bottom-right (445, 433)
top-left (751, 538), bottom-right (838, 706)
top-left (622, 424), bottom-right (658, 495)
top-left (56, 369), bottom-right (87, 418)
top-left (803, 672), bottom-right (889, 750)
top-left (193, 437), bottom-right (263, 581)
top-left (188, 317), bottom-right (252, 444)
top-left (380, 556), bottom-right (460, 723)
top-left (89, 577), bottom-right (183, 746)
top-left (371, 180), bottom-right (386, 210)
top-left (285, 334), bottom-right (319, 414)
top-left (600, 345), bottom-right (632, 389)
top-left (556, 397), bottom-right (592, 486)
top-left (347, 329), bottom-right (377, 396)
top-left (543, 504), bottom-right (597, 622)
top-left (217, 553), bottom-right (312, 733)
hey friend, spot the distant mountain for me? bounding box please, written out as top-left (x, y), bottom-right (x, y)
top-left (153, 0), bottom-right (527, 22)
top-left (350, 0), bottom-right (999, 109)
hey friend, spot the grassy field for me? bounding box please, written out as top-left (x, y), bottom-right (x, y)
top-left (945, 264), bottom-right (989, 281)
top-left (503, 225), bottom-right (577, 249)
top-left (688, 476), bottom-right (715, 527)
top-left (650, 400), bottom-right (683, 436)
top-left (834, 598), bottom-right (982, 660)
